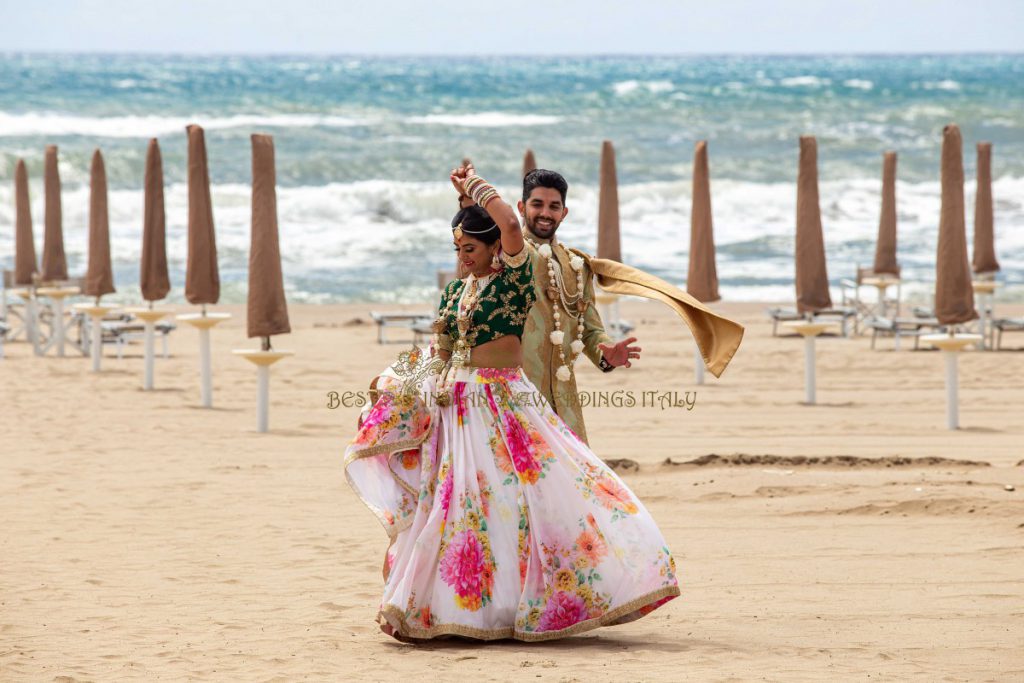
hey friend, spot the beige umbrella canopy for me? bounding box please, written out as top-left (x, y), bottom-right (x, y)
top-left (873, 151), bottom-right (900, 276)
top-left (687, 141), bottom-right (720, 303)
top-left (140, 138), bottom-right (170, 302)
top-left (248, 134), bottom-right (291, 342)
top-left (185, 124), bottom-right (220, 305)
top-left (83, 150), bottom-right (115, 298)
top-left (522, 149), bottom-right (537, 178)
top-left (41, 145), bottom-right (68, 282)
top-left (934, 125), bottom-right (977, 326)
top-left (597, 140), bottom-right (622, 262)
top-left (972, 142), bottom-right (999, 275)
top-left (13, 159), bottom-right (38, 285)
top-left (795, 136), bottom-right (832, 314)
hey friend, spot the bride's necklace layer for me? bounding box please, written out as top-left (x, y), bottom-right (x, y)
top-left (432, 271), bottom-right (495, 403)
top-left (526, 236), bottom-right (586, 382)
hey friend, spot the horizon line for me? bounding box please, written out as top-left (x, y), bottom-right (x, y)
top-left (2, 50), bottom-right (1022, 59)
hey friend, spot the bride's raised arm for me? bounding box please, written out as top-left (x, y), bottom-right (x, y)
top-left (451, 164), bottom-right (525, 257)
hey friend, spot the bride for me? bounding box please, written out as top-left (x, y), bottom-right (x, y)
top-left (344, 165), bottom-right (679, 641)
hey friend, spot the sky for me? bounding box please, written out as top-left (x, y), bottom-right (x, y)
top-left (0, 0), bottom-right (1021, 54)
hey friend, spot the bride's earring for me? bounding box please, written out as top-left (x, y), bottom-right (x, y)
top-left (491, 250), bottom-right (501, 270)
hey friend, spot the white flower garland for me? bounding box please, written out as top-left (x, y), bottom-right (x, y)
top-left (530, 239), bottom-right (586, 382)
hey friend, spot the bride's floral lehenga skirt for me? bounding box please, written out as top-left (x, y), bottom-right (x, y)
top-left (344, 365), bottom-right (679, 641)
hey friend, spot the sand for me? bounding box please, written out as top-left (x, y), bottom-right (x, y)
top-left (2, 300), bottom-right (1022, 682)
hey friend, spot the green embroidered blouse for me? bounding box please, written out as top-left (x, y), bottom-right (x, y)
top-left (436, 248), bottom-right (536, 350)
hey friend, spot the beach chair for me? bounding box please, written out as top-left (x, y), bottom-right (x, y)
top-left (1, 269), bottom-right (30, 342)
top-left (412, 320), bottom-right (435, 346)
top-left (767, 307), bottom-right (804, 336)
top-left (911, 306), bottom-right (935, 319)
top-left (106, 317), bottom-right (178, 359)
top-left (993, 318), bottom-right (1024, 350)
top-left (867, 317), bottom-right (944, 350)
top-left (839, 266), bottom-right (874, 325)
top-left (370, 311), bottom-right (434, 344)
top-left (37, 276), bottom-right (88, 356)
top-left (840, 265), bottom-right (902, 334)
top-left (768, 306), bottom-right (855, 337)
top-left (813, 307), bottom-right (857, 337)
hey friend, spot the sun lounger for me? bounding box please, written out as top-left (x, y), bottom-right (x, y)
top-left (370, 311), bottom-right (434, 344)
top-left (767, 307), bottom-right (804, 336)
top-left (993, 318), bottom-right (1024, 350)
top-left (867, 317), bottom-right (946, 350)
top-left (768, 306), bottom-right (856, 337)
top-left (104, 319), bottom-right (177, 359)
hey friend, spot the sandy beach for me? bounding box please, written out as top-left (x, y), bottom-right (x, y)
top-left (1, 299), bottom-right (1021, 681)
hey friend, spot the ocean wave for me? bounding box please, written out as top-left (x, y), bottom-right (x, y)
top-left (405, 112), bottom-right (562, 127)
top-left (612, 80), bottom-right (674, 96)
top-left (1, 175), bottom-right (1020, 304)
top-left (0, 112), bottom-right (369, 138)
top-left (779, 76), bottom-right (832, 88)
top-left (842, 79), bottom-right (874, 90)
top-left (920, 80), bottom-right (961, 91)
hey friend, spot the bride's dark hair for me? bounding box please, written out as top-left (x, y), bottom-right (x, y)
top-left (452, 205), bottom-right (501, 245)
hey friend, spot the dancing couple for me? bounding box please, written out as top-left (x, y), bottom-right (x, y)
top-left (344, 163), bottom-right (743, 641)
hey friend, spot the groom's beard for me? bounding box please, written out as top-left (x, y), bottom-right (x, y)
top-left (524, 215), bottom-right (559, 241)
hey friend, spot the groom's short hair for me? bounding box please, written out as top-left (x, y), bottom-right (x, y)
top-left (522, 169), bottom-right (568, 204)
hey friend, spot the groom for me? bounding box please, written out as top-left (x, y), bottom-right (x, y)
top-left (456, 167), bottom-right (640, 445)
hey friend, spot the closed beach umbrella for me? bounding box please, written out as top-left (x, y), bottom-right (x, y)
top-left (522, 149), bottom-right (537, 178)
top-left (74, 149), bottom-right (117, 373)
top-left (140, 138), bottom-right (170, 302)
top-left (795, 135), bottom-right (832, 314)
top-left (924, 125), bottom-right (980, 431)
top-left (185, 124), bottom-right (220, 305)
top-left (248, 134), bottom-right (291, 340)
top-left (597, 140), bottom-right (621, 263)
top-left (134, 138), bottom-right (173, 391)
top-left (972, 142), bottom-right (999, 275)
top-left (41, 145), bottom-right (67, 282)
top-left (687, 140), bottom-right (720, 303)
top-left (232, 133), bottom-right (294, 433)
top-left (934, 125), bottom-right (977, 325)
top-left (14, 159), bottom-right (38, 285)
top-left (873, 151), bottom-right (900, 276)
top-left (83, 149), bottom-right (115, 298)
top-left (179, 124), bottom-right (230, 408)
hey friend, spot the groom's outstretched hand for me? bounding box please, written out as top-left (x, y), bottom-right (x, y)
top-left (598, 336), bottom-right (641, 368)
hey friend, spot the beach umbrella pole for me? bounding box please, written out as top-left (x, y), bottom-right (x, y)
top-left (944, 351), bottom-right (959, 429)
top-left (128, 304), bottom-right (171, 389)
top-left (595, 290), bottom-right (621, 339)
top-left (232, 339), bottom-right (293, 433)
top-left (782, 320), bottom-right (831, 405)
top-left (177, 307), bottom-right (231, 407)
top-left (51, 296), bottom-right (65, 356)
top-left (73, 300), bottom-right (117, 372)
top-left (12, 289), bottom-right (41, 354)
top-left (37, 286), bottom-right (81, 357)
top-left (200, 327), bottom-right (212, 404)
top-left (804, 335), bottom-right (816, 404)
top-left (972, 281), bottom-right (996, 350)
top-left (26, 296), bottom-right (40, 355)
top-left (922, 332), bottom-right (980, 429)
